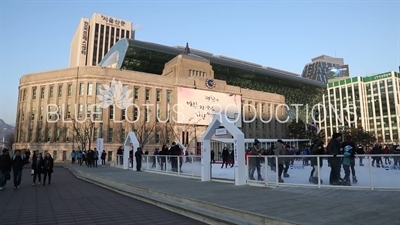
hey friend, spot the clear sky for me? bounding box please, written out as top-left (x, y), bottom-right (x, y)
top-left (0, 0), bottom-right (399, 125)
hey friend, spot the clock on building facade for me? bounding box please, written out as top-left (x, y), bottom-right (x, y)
top-left (205, 78), bottom-right (216, 89)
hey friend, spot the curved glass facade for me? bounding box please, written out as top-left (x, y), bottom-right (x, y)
top-left (99, 39), bottom-right (326, 119)
top-left (99, 39), bottom-right (130, 69)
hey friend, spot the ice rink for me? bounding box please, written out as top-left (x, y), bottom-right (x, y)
top-left (141, 156), bottom-right (400, 189)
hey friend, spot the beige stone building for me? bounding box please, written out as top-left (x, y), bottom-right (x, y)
top-left (14, 52), bottom-right (286, 161)
top-left (69, 13), bottom-right (135, 67)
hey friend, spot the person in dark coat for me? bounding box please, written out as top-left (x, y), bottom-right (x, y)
top-left (160, 145), bottom-right (169, 170)
top-left (129, 149), bottom-right (134, 168)
top-left (170, 142), bottom-right (181, 172)
top-left (117, 146), bottom-right (124, 166)
top-left (11, 150), bottom-right (26, 189)
top-left (135, 148), bottom-right (143, 171)
top-left (211, 150), bottom-right (215, 163)
top-left (326, 133), bottom-right (342, 185)
top-left (25, 149), bottom-right (31, 164)
top-left (87, 150), bottom-right (94, 167)
top-left (32, 152), bottom-right (44, 186)
top-left (309, 131), bottom-right (325, 184)
top-left (101, 150), bottom-right (107, 167)
top-left (221, 147), bottom-right (230, 168)
top-left (0, 149), bottom-right (12, 190)
top-left (371, 144), bottom-right (383, 167)
top-left (42, 153), bottom-right (54, 185)
top-left (230, 149), bottom-right (235, 168)
top-left (356, 145), bottom-right (365, 166)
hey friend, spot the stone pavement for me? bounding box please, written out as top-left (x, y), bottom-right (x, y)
top-left (0, 168), bottom-right (206, 225)
top-left (69, 164), bottom-right (400, 225)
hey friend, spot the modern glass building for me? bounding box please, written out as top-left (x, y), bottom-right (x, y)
top-left (99, 39), bottom-right (326, 120)
top-left (321, 71), bottom-right (400, 143)
top-left (301, 55), bottom-right (347, 84)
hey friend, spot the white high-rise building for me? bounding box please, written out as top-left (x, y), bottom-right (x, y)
top-left (320, 71), bottom-right (400, 143)
top-left (69, 13), bottom-right (134, 67)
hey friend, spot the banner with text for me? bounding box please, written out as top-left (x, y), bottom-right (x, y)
top-left (177, 87), bottom-right (242, 127)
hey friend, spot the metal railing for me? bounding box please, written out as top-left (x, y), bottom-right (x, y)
top-left (246, 154), bottom-right (400, 190)
top-left (139, 155), bottom-right (202, 179)
top-left (113, 155), bottom-right (202, 179)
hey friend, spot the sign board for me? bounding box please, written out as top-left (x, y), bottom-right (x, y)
top-left (215, 128), bottom-right (227, 136)
top-left (101, 15), bottom-right (126, 27)
top-left (96, 138), bottom-right (104, 165)
top-left (371, 72), bottom-right (392, 80)
top-left (81, 21), bottom-right (89, 55)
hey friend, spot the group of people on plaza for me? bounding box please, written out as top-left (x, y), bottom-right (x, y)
top-left (70, 149), bottom-right (107, 167)
top-left (62, 131), bottom-right (399, 188)
top-left (246, 131), bottom-right (400, 185)
top-left (115, 142), bottom-right (188, 173)
top-left (0, 149), bottom-right (54, 190)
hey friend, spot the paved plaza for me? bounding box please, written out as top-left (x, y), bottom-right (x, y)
top-left (69, 164), bottom-right (400, 225)
top-left (0, 167), bottom-right (206, 225)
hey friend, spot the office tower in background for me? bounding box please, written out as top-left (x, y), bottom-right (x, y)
top-left (69, 13), bottom-right (134, 67)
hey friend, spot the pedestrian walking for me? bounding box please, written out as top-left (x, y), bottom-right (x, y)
top-left (32, 153), bottom-right (43, 186)
top-left (11, 150), bottom-right (26, 190)
top-left (42, 153), bottom-right (54, 186)
top-left (0, 149), bottom-right (12, 191)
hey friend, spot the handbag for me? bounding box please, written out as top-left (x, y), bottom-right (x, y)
top-left (31, 169), bottom-right (34, 176)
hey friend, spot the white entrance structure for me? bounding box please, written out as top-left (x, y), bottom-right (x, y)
top-left (123, 132), bottom-right (140, 170)
top-left (201, 115), bottom-right (246, 185)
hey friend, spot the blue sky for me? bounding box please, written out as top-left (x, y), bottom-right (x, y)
top-left (0, 0), bottom-right (399, 124)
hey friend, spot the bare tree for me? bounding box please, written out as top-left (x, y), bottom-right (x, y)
top-left (126, 119), bottom-right (156, 148)
top-left (114, 122), bottom-right (127, 145)
top-left (170, 117), bottom-right (203, 150)
top-left (70, 118), bottom-right (95, 151)
top-left (157, 123), bottom-right (174, 145)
